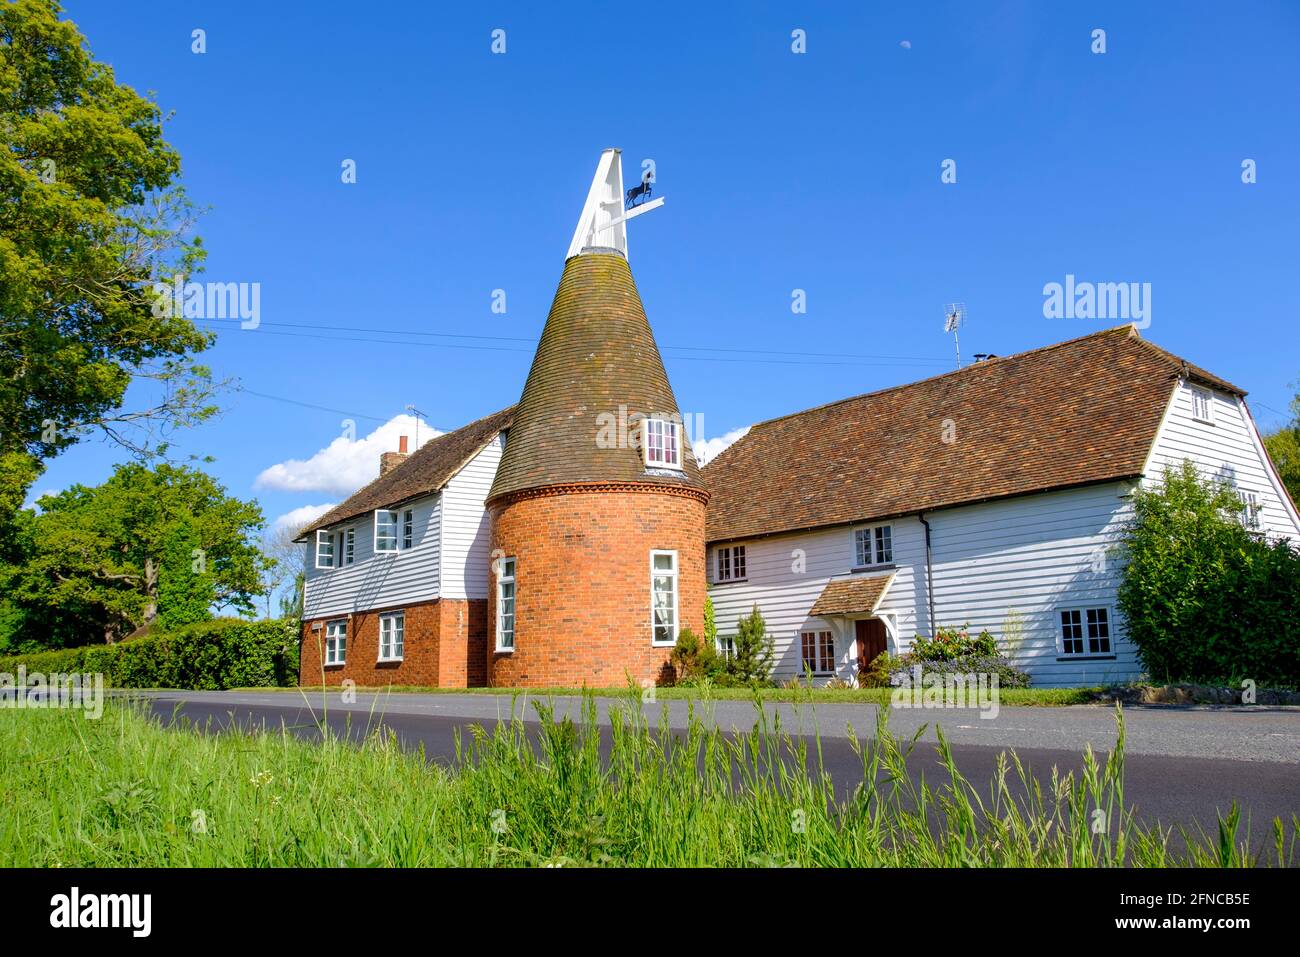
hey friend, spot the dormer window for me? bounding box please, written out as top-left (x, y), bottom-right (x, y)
top-left (643, 418), bottom-right (682, 470)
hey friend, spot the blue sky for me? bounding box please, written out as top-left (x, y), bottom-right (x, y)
top-left (39, 0), bottom-right (1300, 535)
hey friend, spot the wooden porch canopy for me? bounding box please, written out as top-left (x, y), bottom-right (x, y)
top-left (809, 572), bottom-right (895, 618)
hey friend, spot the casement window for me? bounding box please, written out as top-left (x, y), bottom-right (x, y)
top-left (374, 509), bottom-right (399, 553)
top-left (378, 611), bottom-right (404, 662)
top-left (800, 630), bottom-right (835, 674)
top-left (1191, 388), bottom-right (1215, 424)
top-left (1237, 489), bottom-right (1262, 530)
top-left (325, 619), bottom-right (347, 665)
top-left (643, 418), bottom-right (683, 470)
top-left (496, 557), bottom-right (516, 651)
top-left (1059, 607), bottom-right (1111, 656)
top-left (717, 635), bottom-right (735, 661)
top-left (650, 550), bottom-right (679, 645)
top-left (715, 545), bottom-right (747, 582)
top-left (315, 530), bottom-right (335, 569)
top-left (374, 508), bottom-right (414, 553)
top-left (854, 524), bottom-right (893, 567)
top-left (343, 528), bottom-right (355, 566)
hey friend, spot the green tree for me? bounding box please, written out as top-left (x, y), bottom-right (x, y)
top-left (0, 0), bottom-right (218, 536)
top-left (1262, 382), bottom-right (1300, 510)
top-left (727, 605), bottom-right (775, 684)
top-left (0, 462), bottom-right (270, 650)
top-left (1118, 459), bottom-right (1300, 686)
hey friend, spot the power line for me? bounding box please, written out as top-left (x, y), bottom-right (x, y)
top-left (195, 321), bottom-right (951, 368)
top-left (235, 388), bottom-right (392, 423)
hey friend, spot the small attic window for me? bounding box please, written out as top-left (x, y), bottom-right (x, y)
top-left (1191, 388), bottom-right (1215, 424)
top-left (643, 418), bottom-right (682, 470)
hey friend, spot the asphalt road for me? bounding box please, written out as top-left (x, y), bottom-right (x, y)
top-left (136, 689), bottom-right (1300, 854)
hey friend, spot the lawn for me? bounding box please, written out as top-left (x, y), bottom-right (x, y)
top-left (3, 693), bottom-right (1294, 867)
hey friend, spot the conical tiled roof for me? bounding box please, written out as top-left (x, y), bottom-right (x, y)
top-left (489, 252), bottom-right (705, 502)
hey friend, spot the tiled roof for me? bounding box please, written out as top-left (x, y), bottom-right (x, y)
top-left (705, 325), bottom-right (1244, 544)
top-left (810, 573), bottom-right (896, 617)
top-left (488, 253), bottom-right (706, 502)
top-left (299, 406), bottom-right (516, 537)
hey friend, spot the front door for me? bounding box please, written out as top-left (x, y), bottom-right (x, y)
top-left (855, 618), bottom-right (887, 672)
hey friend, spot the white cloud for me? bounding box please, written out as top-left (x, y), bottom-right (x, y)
top-left (693, 425), bottom-right (751, 466)
top-left (24, 487), bottom-right (62, 513)
top-left (270, 502), bottom-right (337, 536)
top-left (254, 414), bottom-right (441, 495)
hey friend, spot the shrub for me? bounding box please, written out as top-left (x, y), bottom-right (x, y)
top-left (910, 624), bottom-right (997, 661)
top-left (884, 654), bottom-right (1031, 689)
top-left (727, 605), bottom-right (775, 685)
top-left (860, 651), bottom-right (907, 688)
top-left (669, 626), bottom-right (721, 684)
top-left (0, 618), bottom-right (299, 689)
top-left (1119, 459), bottom-right (1300, 687)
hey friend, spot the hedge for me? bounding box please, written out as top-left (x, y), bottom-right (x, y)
top-left (0, 618), bottom-right (299, 690)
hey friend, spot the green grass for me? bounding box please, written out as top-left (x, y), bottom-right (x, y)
top-left (1, 693), bottom-right (1294, 867)
top-left (248, 684), bottom-right (1099, 706)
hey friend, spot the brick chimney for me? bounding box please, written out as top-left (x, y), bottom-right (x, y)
top-left (380, 435), bottom-right (409, 476)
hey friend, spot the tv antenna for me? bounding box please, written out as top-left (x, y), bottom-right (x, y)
top-left (405, 404), bottom-right (427, 449)
top-left (943, 303), bottom-right (966, 368)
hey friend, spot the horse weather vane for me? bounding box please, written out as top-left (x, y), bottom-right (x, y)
top-left (566, 149), bottom-right (666, 260)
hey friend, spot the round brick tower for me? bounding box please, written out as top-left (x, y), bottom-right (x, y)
top-left (485, 150), bottom-right (707, 687)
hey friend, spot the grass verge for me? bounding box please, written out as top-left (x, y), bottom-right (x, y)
top-left (1, 693), bottom-right (1293, 867)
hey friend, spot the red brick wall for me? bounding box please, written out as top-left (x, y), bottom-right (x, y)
top-left (299, 598), bottom-right (487, 687)
top-left (486, 486), bottom-right (706, 687)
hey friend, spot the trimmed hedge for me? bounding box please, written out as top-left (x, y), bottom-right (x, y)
top-left (0, 618), bottom-right (299, 690)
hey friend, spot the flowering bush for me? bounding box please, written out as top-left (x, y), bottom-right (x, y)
top-left (909, 625), bottom-right (998, 662)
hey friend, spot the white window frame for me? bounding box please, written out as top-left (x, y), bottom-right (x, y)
top-left (716, 634), bottom-right (735, 661)
top-left (800, 630), bottom-right (835, 675)
top-left (715, 545), bottom-right (747, 582)
top-left (854, 524), bottom-right (894, 567)
top-left (1058, 606), bottom-right (1112, 657)
top-left (402, 509), bottom-right (414, 550)
top-left (1237, 488), bottom-right (1262, 530)
top-left (650, 549), bottom-right (679, 646)
top-left (325, 619), bottom-right (347, 665)
top-left (643, 418), bottom-right (683, 470)
top-left (373, 509), bottom-right (399, 553)
top-left (343, 528), bottom-right (355, 566)
top-left (315, 529), bottom-right (334, 569)
top-left (378, 611), bottom-right (404, 662)
top-left (495, 557), bottom-right (516, 652)
top-left (1191, 388), bottom-right (1215, 424)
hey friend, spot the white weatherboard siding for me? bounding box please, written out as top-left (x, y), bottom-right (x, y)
top-left (439, 436), bottom-right (503, 599)
top-left (1145, 380), bottom-right (1300, 541)
top-left (708, 518), bottom-right (927, 684)
top-left (708, 483), bottom-right (1139, 687)
top-left (924, 483), bottom-right (1136, 687)
top-left (303, 494), bottom-right (442, 619)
